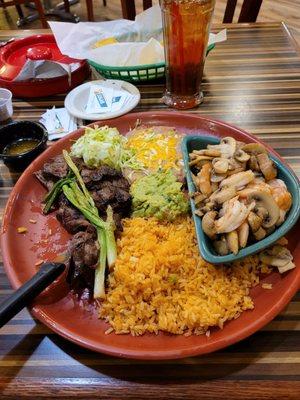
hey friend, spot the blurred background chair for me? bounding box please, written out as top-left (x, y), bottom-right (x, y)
top-left (86, 0), bottom-right (106, 22)
top-left (120, 0), bottom-right (151, 20)
top-left (117, 0), bottom-right (263, 21)
top-left (0, 0), bottom-right (47, 27)
top-left (223, 0), bottom-right (263, 23)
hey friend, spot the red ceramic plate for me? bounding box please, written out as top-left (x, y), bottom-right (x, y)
top-left (1, 112), bottom-right (300, 360)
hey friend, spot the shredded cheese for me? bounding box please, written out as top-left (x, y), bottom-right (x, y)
top-left (126, 128), bottom-right (182, 171)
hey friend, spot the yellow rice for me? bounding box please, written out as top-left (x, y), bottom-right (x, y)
top-left (99, 217), bottom-right (268, 336)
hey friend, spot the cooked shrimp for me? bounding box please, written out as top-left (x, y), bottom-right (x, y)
top-left (237, 178), bottom-right (272, 198)
top-left (220, 170), bottom-right (255, 189)
top-left (215, 196), bottom-right (251, 233)
top-left (268, 179), bottom-right (292, 211)
top-left (198, 162), bottom-right (212, 196)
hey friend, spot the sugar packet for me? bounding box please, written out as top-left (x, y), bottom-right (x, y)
top-left (85, 85), bottom-right (114, 114)
top-left (85, 82), bottom-right (135, 114)
top-left (40, 107), bottom-right (79, 140)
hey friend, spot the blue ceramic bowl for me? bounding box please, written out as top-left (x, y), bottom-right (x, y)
top-left (182, 135), bottom-right (300, 264)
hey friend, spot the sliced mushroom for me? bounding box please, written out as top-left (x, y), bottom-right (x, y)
top-left (254, 206), bottom-right (269, 221)
top-left (193, 192), bottom-right (206, 205)
top-left (259, 246), bottom-right (294, 271)
top-left (260, 254), bottom-right (288, 267)
top-left (234, 149), bottom-right (250, 163)
top-left (253, 172), bottom-right (264, 180)
top-left (211, 182), bottom-right (219, 193)
top-left (193, 149), bottom-right (221, 157)
top-left (189, 152), bottom-right (200, 160)
top-left (200, 202), bottom-right (216, 214)
top-left (248, 211), bottom-right (263, 232)
top-left (256, 153), bottom-right (277, 181)
top-left (208, 137), bottom-right (236, 159)
top-left (278, 261), bottom-right (296, 274)
top-left (268, 245), bottom-right (293, 259)
top-left (212, 158), bottom-right (229, 174)
top-left (253, 226), bottom-right (266, 240)
top-left (248, 155), bottom-right (260, 171)
top-left (210, 186), bottom-right (237, 204)
top-left (242, 143), bottom-right (267, 155)
top-left (195, 209), bottom-right (204, 217)
top-left (189, 155), bottom-right (213, 167)
top-left (237, 221), bottom-right (249, 248)
top-left (247, 191), bottom-right (280, 228)
top-left (215, 197), bottom-right (250, 234)
top-left (265, 226), bottom-right (275, 236)
top-left (226, 230), bottom-right (239, 254)
top-left (198, 162), bottom-right (212, 196)
top-left (227, 157), bottom-right (247, 175)
top-left (213, 237), bottom-right (229, 256)
top-left (202, 211), bottom-right (218, 239)
top-left (220, 170), bottom-right (255, 189)
top-left (220, 137), bottom-right (237, 157)
top-left (210, 172), bottom-right (227, 183)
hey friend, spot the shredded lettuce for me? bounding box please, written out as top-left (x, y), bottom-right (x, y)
top-left (70, 125), bottom-right (143, 171)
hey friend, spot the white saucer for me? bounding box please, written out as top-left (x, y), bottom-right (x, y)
top-left (64, 79), bottom-right (140, 121)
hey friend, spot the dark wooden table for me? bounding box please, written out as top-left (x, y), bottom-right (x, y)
top-left (0, 22), bottom-right (300, 399)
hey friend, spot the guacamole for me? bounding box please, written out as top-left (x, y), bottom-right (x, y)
top-left (130, 170), bottom-right (189, 221)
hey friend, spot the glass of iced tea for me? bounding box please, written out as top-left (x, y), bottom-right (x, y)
top-left (161, 0), bottom-right (216, 109)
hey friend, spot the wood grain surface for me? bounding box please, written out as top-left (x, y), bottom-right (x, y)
top-left (0, 23), bottom-right (300, 399)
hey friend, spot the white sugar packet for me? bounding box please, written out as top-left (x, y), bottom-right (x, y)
top-left (123, 92), bottom-right (139, 107)
top-left (85, 84), bottom-right (135, 114)
top-left (111, 89), bottom-right (129, 112)
top-left (85, 84), bottom-right (114, 114)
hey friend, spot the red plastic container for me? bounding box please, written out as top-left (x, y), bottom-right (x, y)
top-left (0, 34), bottom-right (90, 98)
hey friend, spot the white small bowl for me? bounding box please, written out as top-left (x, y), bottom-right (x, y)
top-left (0, 88), bottom-right (13, 122)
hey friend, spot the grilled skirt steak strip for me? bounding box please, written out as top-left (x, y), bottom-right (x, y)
top-left (35, 156), bottom-right (133, 294)
top-left (43, 154), bottom-right (68, 180)
top-left (56, 195), bottom-right (95, 234)
top-left (67, 230), bottom-right (99, 292)
top-left (81, 165), bottom-right (121, 187)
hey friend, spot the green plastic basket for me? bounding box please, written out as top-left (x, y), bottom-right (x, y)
top-left (88, 43), bottom-right (215, 83)
top-left (88, 60), bottom-right (165, 82)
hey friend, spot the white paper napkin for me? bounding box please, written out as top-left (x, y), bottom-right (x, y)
top-left (14, 60), bottom-right (81, 81)
top-left (49, 5), bottom-right (227, 67)
top-left (40, 107), bottom-right (79, 140)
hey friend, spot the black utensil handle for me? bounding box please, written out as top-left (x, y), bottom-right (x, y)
top-left (0, 262), bottom-right (65, 328)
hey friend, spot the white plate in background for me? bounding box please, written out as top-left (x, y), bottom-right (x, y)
top-left (64, 79), bottom-right (140, 121)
